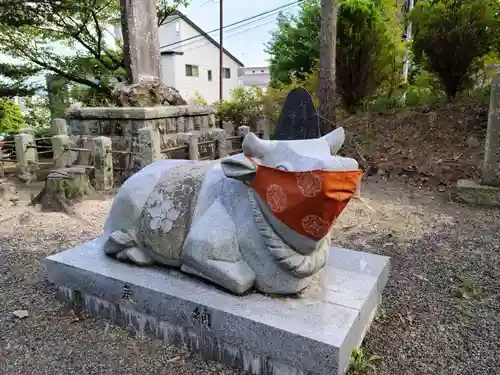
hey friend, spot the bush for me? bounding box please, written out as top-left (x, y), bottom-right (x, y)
top-left (216, 86), bottom-right (265, 131)
top-left (0, 99), bottom-right (25, 134)
top-left (194, 91), bottom-right (207, 105)
top-left (410, 0), bottom-right (499, 100)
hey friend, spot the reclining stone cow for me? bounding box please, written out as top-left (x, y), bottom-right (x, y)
top-left (102, 127), bottom-right (362, 295)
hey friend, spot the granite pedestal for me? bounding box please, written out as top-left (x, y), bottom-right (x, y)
top-left (45, 238), bottom-right (390, 375)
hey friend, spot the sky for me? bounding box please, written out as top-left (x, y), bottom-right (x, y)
top-left (178, 0), bottom-right (300, 66)
top-left (0, 0), bottom-right (301, 86)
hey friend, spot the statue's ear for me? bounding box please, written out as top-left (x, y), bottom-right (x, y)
top-left (221, 155), bottom-right (257, 185)
top-left (321, 127), bottom-right (345, 154)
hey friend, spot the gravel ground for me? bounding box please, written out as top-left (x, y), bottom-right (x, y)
top-left (0, 179), bottom-right (499, 375)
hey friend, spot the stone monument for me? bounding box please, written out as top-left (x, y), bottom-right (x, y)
top-left (113, 0), bottom-right (186, 106)
top-left (457, 73), bottom-right (500, 206)
top-left (45, 129), bottom-right (390, 375)
top-left (47, 3), bottom-right (389, 374)
top-left (273, 88), bottom-right (321, 140)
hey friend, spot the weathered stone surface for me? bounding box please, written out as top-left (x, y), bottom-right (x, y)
top-left (92, 136), bottom-right (113, 190)
top-left (456, 179), bottom-right (500, 207)
top-left (51, 118), bottom-right (68, 135)
top-left (51, 134), bottom-right (72, 169)
top-left (0, 179), bottom-right (18, 206)
top-left (101, 128), bottom-right (360, 296)
top-left (38, 167), bottom-right (94, 212)
top-left (111, 81), bottom-right (187, 107)
top-left (120, 0), bottom-right (160, 84)
top-left (66, 105), bottom-right (216, 120)
top-left (273, 87), bottom-right (321, 141)
top-left (14, 132), bottom-right (36, 182)
top-left (482, 73), bottom-right (500, 186)
top-left (138, 127), bottom-right (162, 168)
top-left (45, 238), bottom-right (390, 375)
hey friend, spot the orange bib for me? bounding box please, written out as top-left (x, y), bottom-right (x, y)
top-left (251, 165), bottom-right (363, 240)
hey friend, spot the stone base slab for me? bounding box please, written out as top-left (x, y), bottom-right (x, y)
top-left (456, 179), bottom-right (500, 207)
top-left (44, 238), bottom-right (390, 375)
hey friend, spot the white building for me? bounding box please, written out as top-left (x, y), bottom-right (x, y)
top-left (159, 12), bottom-right (244, 103)
top-left (238, 66), bottom-right (270, 92)
top-left (115, 11), bottom-right (244, 104)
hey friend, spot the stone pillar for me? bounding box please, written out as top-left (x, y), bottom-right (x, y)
top-left (15, 133), bottom-right (36, 181)
top-left (138, 127), bottom-right (162, 168)
top-left (193, 116), bottom-right (202, 131)
top-left (181, 133), bottom-right (199, 160)
top-left (120, 0), bottom-right (160, 84)
top-left (185, 116), bottom-right (194, 132)
top-left (176, 117), bottom-right (185, 133)
top-left (19, 127), bottom-right (38, 164)
top-left (482, 74), bottom-right (500, 186)
top-left (166, 118), bottom-right (176, 133)
top-left (51, 134), bottom-right (72, 168)
top-left (224, 121), bottom-right (235, 134)
top-left (208, 114), bottom-right (216, 128)
top-left (201, 115), bottom-right (210, 129)
top-left (76, 136), bottom-right (93, 166)
top-left (212, 129), bottom-right (228, 158)
top-left (51, 118), bottom-right (68, 135)
top-left (92, 136), bottom-right (113, 190)
top-left (256, 115), bottom-right (271, 140)
top-left (238, 125), bottom-right (250, 138)
top-left (20, 126), bottom-right (36, 137)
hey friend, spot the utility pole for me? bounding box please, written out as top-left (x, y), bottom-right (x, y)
top-left (317, 0), bottom-right (338, 135)
top-left (219, 0), bottom-right (223, 103)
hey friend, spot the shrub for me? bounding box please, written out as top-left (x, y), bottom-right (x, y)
top-left (194, 90), bottom-right (207, 105)
top-left (216, 86), bottom-right (265, 130)
top-left (0, 98), bottom-right (25, 134)
top-left (410, 0), bottom-right (499, 100)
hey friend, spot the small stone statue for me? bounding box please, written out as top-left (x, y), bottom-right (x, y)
top-left (102, 128), bottom-right (362, 295)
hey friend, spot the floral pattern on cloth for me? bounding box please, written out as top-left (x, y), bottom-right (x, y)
top-left (252, 166), bottom-right (363, 240)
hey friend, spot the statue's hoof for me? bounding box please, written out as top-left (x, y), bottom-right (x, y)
top-left (103, 230), bottom-right (135, 255)
top-left (120, 247), bottom-right (155, 266)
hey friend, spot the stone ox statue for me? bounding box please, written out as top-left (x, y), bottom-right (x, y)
top-left (103, 128), bottom-right (362, 295)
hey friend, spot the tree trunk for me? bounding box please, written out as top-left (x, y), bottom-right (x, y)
top-left (318, 0), bottom-right (339, 136)
top-left (32, 167), bottom-right (95, 213)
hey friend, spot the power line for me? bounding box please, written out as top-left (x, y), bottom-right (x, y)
top-left (166, 6), bottom-right (291, 52)
top-left (159, 0), bottom-right (304, 50)
top-left (178, 17), bottom-right (280, 54)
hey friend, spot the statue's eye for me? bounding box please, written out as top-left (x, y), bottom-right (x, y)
top-left (276, 165), bottom-right (288, 171)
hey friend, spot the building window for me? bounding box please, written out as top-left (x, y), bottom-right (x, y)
top-left (223, 67), bottom-right (231, 79)
top-left (185, 64), bottom-right (199, 77)
top-left (207, 70), bottom-right (212, 81)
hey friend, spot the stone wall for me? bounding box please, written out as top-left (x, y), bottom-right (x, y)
top-left (66, 105), bottom-right (218, 184)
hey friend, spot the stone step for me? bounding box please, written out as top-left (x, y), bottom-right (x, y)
top-left (45, 238), bottom-right (390, 375)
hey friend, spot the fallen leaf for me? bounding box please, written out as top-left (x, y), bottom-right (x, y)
top-left (12, 310), bottom-right (29, 319)
top-left (167, 356), bottom-right (184, 364)
top-left (412, 273), bottom-right (429, 282)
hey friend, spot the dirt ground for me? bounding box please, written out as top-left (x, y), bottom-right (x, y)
top-left (0, 178), bottom-right (498, 375)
